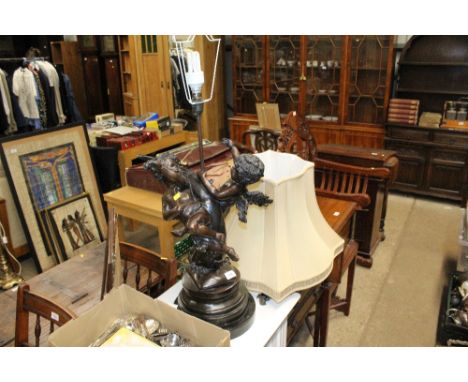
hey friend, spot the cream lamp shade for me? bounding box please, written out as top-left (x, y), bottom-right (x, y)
top-left (225, 150), bottom-right (344, 302)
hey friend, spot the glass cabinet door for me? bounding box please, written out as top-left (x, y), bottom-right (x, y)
top-left (347, 35), bottom-right (392, 124)
top-left (268, 35), bottom-right (301, 115)
top-left (233, 36), bottom-right (265, 114)
top-left (304, 36), bottom-right (343, 123)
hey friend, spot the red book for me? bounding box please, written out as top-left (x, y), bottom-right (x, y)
top-left (388, 112), bottom-right (418, 118)
top-left (389, 98), bottom-right (420, 106)
top-left (387, 117), bottom-right (418, 125)
top-left (388, 105), bottom-right (419, 112)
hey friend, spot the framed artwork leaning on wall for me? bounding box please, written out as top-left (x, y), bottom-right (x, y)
top-left (0, 124), bottom-right (107, 272)
top-left (45, 193), bottom-right (102, 260)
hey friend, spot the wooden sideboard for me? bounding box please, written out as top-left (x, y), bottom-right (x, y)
top-left (385, 124), bottom-right (468, 204)
top-left (385, 36), bottom-right (468, 205)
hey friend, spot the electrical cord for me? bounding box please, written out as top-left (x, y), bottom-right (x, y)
top-left (0, 219), bottom-right (22, 276)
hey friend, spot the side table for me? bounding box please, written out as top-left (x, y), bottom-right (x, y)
top-left (158, 281), bottom-right (300, 347)
top-left (103, 186), bottom-right (177, 259)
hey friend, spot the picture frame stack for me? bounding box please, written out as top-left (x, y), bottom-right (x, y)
top-left (0, 124), bottom-right (107, 272)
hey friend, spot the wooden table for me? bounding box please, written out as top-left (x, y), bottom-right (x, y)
top-left (103, 186), bottom-right (177, 259)
top-left (0, 243), bottom-right (106, 346)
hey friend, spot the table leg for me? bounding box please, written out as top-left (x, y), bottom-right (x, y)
top-left (380, 182), bottom-right (389, 241)
top-left (318, 282), bottom-right (334, 347)
top-left (344, 256), bottom-right (356, 316)
top-left (158, 221), bottom-right (175, 259)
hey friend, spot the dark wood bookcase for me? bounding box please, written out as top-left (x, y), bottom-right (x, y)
top-left (385, 36), bottom-right (468, 204)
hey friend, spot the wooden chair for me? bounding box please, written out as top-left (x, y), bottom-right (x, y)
top-left (314, 158), bottom-right (390, 207)
top-left (278, 111), bottom-right (317, 160)
top-left (15, 283), bottom-right (76, 347)
top-left (242, 127), bottom-right (281, 153)
top-left (119, 241), bottom-right (177, 298)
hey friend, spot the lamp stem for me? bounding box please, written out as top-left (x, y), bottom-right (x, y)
top-left (193, 97), bottom-right (205, 172)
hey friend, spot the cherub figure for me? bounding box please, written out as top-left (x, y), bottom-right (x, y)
top-left (144, 139), bottom-right (272, 278)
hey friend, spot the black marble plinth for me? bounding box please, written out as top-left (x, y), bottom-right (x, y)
top-left (177, 266), bottom-right (255, 339)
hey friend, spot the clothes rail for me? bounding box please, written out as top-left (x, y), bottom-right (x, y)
top-left (0, 57), bottom-right (49, 63)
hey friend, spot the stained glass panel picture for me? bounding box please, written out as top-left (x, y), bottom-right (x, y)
top-left (20, 144), bottom-right (84, 211)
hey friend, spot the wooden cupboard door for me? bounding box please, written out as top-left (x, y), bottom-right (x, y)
top-left (346, 36), bottom-right (394, 125)
top-left (232, 36), bottom-right (266, 114)
top-left (134, 35), bottom-right (173, 118)
top-left (303, 36), bottom-right (344, 122)
top-left (427, 149), bottom-right (468, 197)
top-left (267, 35), bottom-right (302, 115)
top-left (385, 140), bottom-right (426, 189)
top-left (83, 55), bottom-right (105, 117)
top-left (104, 57), bottom-right (123, 115)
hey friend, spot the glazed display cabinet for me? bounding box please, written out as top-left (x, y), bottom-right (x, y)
top-left (230, 35), bottom-right (395, 148)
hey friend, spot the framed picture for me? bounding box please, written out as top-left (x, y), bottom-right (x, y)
top-left (46, 193), bottom-right (102, 260)
top-left (78, 35), bottom-right (98, 52)
top-left (99, 36), bottom-right (118, 56)
top-left (0, 124), bottom-right (107, 271)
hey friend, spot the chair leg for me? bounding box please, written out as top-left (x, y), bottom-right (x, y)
top-left (312, 303), bottom-right (321, 347)
top-left (344, 256), bottom-right (357, 317)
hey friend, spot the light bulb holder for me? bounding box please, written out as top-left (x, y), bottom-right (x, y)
top-left (172, 35), bottom-right (221, 106)
top-left (186, 70), bottom-right (204, 96)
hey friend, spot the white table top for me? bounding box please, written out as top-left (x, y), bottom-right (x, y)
top-left (157, 281), bottom-right (300, 347)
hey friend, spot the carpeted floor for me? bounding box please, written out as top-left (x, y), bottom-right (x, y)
top-left (11, 192), bottom-right (465, 346)
top-left (290, 192), bottom-right (464, 346)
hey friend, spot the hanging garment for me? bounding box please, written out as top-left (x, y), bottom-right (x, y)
top-left (12, 67), bottom-right (40, 119)
top-left (62, 73), bottom-right (83, 123)
top-left (0, 87), bottom-right (8, 133)
top-left (0, 69), bottom-right (18, 134)
top-left (33, 71), bottom-right (47, 128)
top-left (38, 68), bottom-right (58, 127)
top-left (6, 73), bottom-right (28, 132)
top-left (35, 61), bottom-right (66, 124)
top-left (171, 55), bottom-right (191, 110)
top-left (56, 67), bottom-right (70, 122)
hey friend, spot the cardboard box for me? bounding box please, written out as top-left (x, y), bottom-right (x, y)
top-left (48, 285), bottom-right (230, 347)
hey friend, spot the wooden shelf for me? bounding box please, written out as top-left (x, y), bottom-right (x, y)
top-left (351, 67), bottom-right (386, 71)
top-left (306, 91), bottom-right (339, 96)
top-left (398, 88), bottom-right (468, 96)
top-left (236, 83), bottom-right (263, 87)
top-left (349, 94), bottom-right (385, 99)
top-left (399, 61), bottom-right (468, 67)
top-left (238, 64), bottom-right (263, 68)
top-left (273, 66), bottom-right (299, 69)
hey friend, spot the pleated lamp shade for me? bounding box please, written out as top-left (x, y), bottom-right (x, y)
top-left (225, 151), bottom-right (344, 302)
